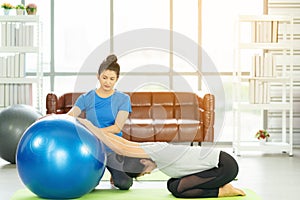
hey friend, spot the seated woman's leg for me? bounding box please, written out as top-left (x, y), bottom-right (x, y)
top-left (106, 152), bottom-right (133, 190)
top-left (168, 177), bottom-right (219, 198)
top-left (167, 151), bottom-right (240, 198)
top-left (207, 150), bottom-right (239, 188)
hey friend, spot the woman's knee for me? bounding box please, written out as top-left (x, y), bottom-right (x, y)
top-left (113, 178), bottom-right (133, 190)
top-left (167, 178), bottom-right (181, 197)
top-left (219, 151), bottom-right (239, 181)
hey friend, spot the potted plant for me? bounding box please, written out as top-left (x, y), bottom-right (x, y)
top-left (26, 3), bottom-right (37, 15)
top-left (15, 4), bottom-right (25, 15)
top-left (255, 129), bottom-right (270, 144)
top-left (1, 3), bottom-right (14, 15)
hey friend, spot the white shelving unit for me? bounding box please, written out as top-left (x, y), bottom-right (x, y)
top-left (233, 15), bottom-right (294, 156)
top-left (0, 15), bottom-right (42, 112)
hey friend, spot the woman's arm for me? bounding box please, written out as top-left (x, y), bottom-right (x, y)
top-left (68, 107), bottom-right (128, 136)
top-left (101, 110), bottom-right (129, 134)
top-left (67, 106), bottom-right (82, 117)
top-left (77, 118), bottom-right (149, 159)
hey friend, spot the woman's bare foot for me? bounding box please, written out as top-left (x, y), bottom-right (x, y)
top-left (218, 183), bottom-right (246, 197)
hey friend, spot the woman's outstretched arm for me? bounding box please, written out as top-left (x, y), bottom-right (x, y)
top-left (77, 118), bottom-right (149, 159)
top-left (67, 106), bottom-right (82, 117)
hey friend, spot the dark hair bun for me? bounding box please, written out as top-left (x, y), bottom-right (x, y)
top-left (98, 54), bottom-right (120, 76)
top-left (106, 54), bottom-right (118, 66)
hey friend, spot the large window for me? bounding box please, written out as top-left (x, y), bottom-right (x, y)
top-left (202, 0), bottom-right (263, 72)
top-left (202, 0), bottom-right (263, 141)
top-left (54, 0), bottom-right (110, 73)
top-left (114, 0), bottom-right (170, 91)
top-left (27, 0), bottom-right (263, 141)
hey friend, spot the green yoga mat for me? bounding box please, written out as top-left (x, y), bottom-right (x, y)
top-left (11, 188), bottom-right (262, 200)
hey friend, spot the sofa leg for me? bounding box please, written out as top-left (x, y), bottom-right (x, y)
top-left (190, 142), bottom-right (201, 146)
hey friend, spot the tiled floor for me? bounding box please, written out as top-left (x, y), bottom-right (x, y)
top-left (1, 146), bottom-right (300, 200)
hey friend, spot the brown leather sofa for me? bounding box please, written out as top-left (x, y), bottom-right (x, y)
top-left (46, 92), bottom-right (215, 143)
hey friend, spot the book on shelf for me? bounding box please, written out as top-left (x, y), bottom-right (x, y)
top-left (251, 20), bottom-right (279, 43)
top-left (6, 55), bottom-right (11, 77)
top-left (11, 84), bottom-right (16, 105)
top-left (0, 84), bottom-right (4, 107)
top-left (249, 79), bottom-right (255, 104)
top-left (9, 55), bottom-right (15, 77)
top-left (0, 57), bottom-right (4, 77)
top-left (249, 52), bottom-right (275, 104)
top-left (19, 53), bottom-right (25, 77)
top-left (272, 21), bottom-right (278, 43)
top-left (18, 84), bottom-right (25, 104)
top-left (24, 84), bottom-right (33, 105)
top-left (0, 57), bottom-right (7, 77)
top-left (0, 54), bottom-right (26, 78)
top-left (18, 23), bottom-right (23, 46)
top-left (26, 25), bottom-right (34, 47)
top-left (252, 53), bottom-right (275, 77)
top-left (1, 23), bottom-right (6, 47)
top-left (4, 84), bottom-right (9, 106)
top-left (11, 23), bottom-right (16, 46)
top-left (1, 22), bottom-right (35, 47)
top-left (14, 54), bottom-right (19, 77)
top-left (6, 22), bottom-right (11, 47)
top-left (249, 80), bottom-right (270, 104)
top-left (0, 83), bottom-right (33, 107)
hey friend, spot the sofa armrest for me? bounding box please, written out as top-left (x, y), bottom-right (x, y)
top-left (46, 93), bottom-right (58, 114)
top-left (199, 94), bottom-right (215, 142)
top-left (46, 92), bottom-right (86, 117)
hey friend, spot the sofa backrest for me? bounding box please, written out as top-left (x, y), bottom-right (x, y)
top-left (57, 92), bottom-right (83, 113)
top-left (47, 91), bottom-right (207, 121)
top-left (127, 92), bottom-right (201, 120)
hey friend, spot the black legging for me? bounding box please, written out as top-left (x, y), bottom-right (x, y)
top-left (167, 151), bottom-right (238, 198)
top-left (106, 152), bottom-right (133, 190)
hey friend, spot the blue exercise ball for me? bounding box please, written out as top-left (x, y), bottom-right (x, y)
top-left (16, 114), bottom-right (106, 199)
top-left (0, 104), bottom-right (42, 164)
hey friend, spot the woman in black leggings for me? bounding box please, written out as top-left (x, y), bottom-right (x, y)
top-left (78, 118), bottom-right (245, 198)
top-left (167, 151), bottom-right (241, 198)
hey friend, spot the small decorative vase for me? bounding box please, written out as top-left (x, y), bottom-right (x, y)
top-left (16, 9), bottom-right (24, 15)
top-left (26, 8), bottom-right (37, 15)
top-left (259, 139), bottom-right (267, 145)
top-left (3, 9), bottom-right (10, 15)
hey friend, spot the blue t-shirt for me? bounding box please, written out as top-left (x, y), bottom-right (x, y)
top-left (75, 89), bottom-right (132, 152)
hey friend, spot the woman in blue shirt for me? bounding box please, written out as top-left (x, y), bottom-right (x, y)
top-left (67, 54), bottom-right (133, 190)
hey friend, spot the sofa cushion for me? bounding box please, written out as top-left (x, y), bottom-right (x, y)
top-left (179, 123), bottom-right (202, 141)
top-left (129, 119), bottom-right (155, 142)
top-left (153, 119), bottom-right (178, 142)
